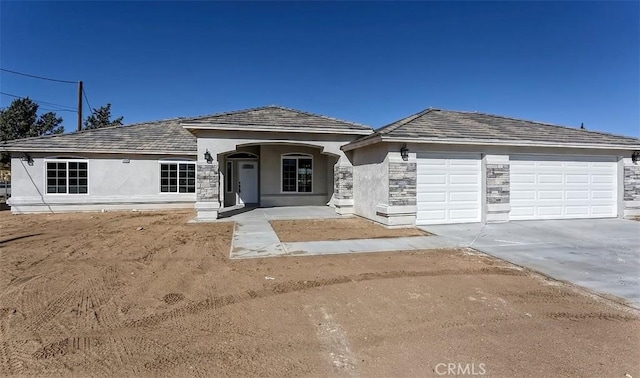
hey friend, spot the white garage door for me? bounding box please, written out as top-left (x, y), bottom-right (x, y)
top-left (416, 153), bottom-right (481, 225)
top-left (510, 155), bottom-right (617, 220)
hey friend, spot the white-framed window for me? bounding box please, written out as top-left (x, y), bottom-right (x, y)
top-left (225, 161), bottom-right (233, 193)
top-left (281, 153), bottom-right (312, 193)
top-left (160, 161), bottom-right (195, 193)
top-left (45, 158), bottom-right (88, 194)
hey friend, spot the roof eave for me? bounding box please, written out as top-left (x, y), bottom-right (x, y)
top-left (342, 135), bottom-right (640, 151)
top-left (0, 146), bottom-right (197, 156)
top-left (181, 122), bottom-right (373, 135)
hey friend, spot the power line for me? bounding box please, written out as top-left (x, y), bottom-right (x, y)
top-left (0, 91), bottom-right (77, 111)
top-left (82, 87), bottom-right (94, 112)
top-left (0, 67), bottom-right (77, 84)
top-left (39, 107), bottom-right (77, 113)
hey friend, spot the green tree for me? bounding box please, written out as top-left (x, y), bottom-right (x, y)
top-left (0, 97), bottom-right (64, 141)
top-left (83, 103), bottom-right (123, 130)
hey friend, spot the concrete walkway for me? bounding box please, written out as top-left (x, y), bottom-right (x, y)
top-left (224, 206), bottom-right (458, 259)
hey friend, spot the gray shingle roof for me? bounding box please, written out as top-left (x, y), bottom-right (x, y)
top-left (347, 108), bottom-right (640, 149)
top-left (0, 119), bottom-right (197, 155)
top-left (185, 105), bottom-right (372, 132)
top-left (1, 105), bottom-right (372, 154)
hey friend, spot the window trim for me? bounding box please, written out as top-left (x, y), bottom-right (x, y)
top-left (158, 160), bottom-right (196, 194)
top-left (280, 153), bottom-right (313, 194)
top-left (43, 158), bottom-right (90, 195)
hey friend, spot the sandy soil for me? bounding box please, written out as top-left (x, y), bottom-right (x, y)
top-left (270, 217), bottom-right (428, 242)
top-left (0, 210), bottom-right (639, 377)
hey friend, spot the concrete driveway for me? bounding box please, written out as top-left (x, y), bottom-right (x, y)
top-left (421, 219), bottom-right (640, 308)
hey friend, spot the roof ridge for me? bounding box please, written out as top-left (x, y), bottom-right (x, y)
top-left (445, 109), bottom-right (640, 140)
top-left (187, 105), bottom-right (274, 121)
top-left (376, 107), bottom-right (438, 134)
top-left (269, 105), bottom-right (372, 129)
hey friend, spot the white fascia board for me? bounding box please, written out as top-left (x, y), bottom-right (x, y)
top-left (1, 147), bottom-right (196, 156)
top-left (341, 135), bottom-right (639, 151)
top-left (181, 122), bottom-right (373, 135)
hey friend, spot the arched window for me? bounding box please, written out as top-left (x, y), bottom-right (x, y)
top-left (281, 153), bottom-right (313, 193)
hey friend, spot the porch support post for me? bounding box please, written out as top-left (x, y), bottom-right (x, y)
top-left (195, 160), bottom-right (220, 220)
top-left (376, 152), bottom-right (417, 226)
top-left (622, 157), bottom-right (640, 218)
top-left (333, 159), bottom-right (354, 215)
top-left (483, 154), bottom-right (510, 223)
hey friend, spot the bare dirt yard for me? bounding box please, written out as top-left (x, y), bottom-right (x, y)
top-left (271, 217), bottom-right (427, 242)
top-left (0, 210), bottom-right (639, 377)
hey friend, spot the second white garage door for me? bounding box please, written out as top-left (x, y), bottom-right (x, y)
top-left (416, 153), bottom-right (481, 225)
top-left (510, 155), bottom-right (617, 220)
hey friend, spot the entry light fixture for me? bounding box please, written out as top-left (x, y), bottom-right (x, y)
top-left (632, 151), bottom-right (640, 164)
top-left (21, 153), bottom-right (34, 166)
top-left (204, 149), bottom-right (213, 163)
top-left (400, 143), bottom-right (409, 161)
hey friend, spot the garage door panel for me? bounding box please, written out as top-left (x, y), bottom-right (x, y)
top-left (450, 208), bottom-right (480, 220)
top-left (537, 206), bottom-right (564, 216)
top-left (566, 190), bottom-right (589, 200)
top-left (449, 174), bottom-right (479, 184)
top-left (510, 155), bottom-right (617, 220)
top-left (449, 191), bottom-right (478, 202)
top-left (539, 160), bottom-right (563, 167)
top-left (564, 206), bottom-right (590, 216)
top-left (416, 154), bottom-right (481, 225)
top-left (511, 174), bottom-right (535, 184)
top-left (591, 175), bottom-right (614, 184)
top-left (511, 190), bottom-right (535, 200)
top-left (416, 209), bottom-right (447, 222)
top-left (538, 191), bottom-right (563, 200)
top-left (591, 190), bottom-right (614, 200)
top-left (539, 174), bottom-right (562, 184)
top-left (566, 174), bottom-right (589, 184)
top-left (417, 192), bottom-right (446, 203)
top-left (592, 205), bottom-right (615, 215)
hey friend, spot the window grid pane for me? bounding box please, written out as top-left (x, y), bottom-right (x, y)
top-left (46, 161), bottom-right (87, 194)
top-left (297, 158), bottom-right (312, 193)
top-left (282, 159), bottom-right (296, 192)
top-left (161, 162), bottom-right (195, 193)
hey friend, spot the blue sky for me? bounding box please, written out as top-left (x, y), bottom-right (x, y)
top-left (1, 1), bottom-right (638, 136)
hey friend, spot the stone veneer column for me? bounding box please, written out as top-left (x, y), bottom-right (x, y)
top-left (195, 161), bottom-right (220, 220)
top-left (623, 160), bottom-right (640, 218)
top-left (333, 163), bottom-right (354, 215)
top-left (375, 155), bottom-right (417, 226)
top-left (484, 155), bottom-right (510, 223)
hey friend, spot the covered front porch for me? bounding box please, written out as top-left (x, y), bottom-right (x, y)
top-left (180, 106), bottom-right (372, 220)
top-left (218, 143), bottom-right (339, 210)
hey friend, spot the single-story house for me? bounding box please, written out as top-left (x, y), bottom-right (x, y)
top-left (2, 105), bottom-right (639, 226)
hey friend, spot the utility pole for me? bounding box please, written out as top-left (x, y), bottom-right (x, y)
top-left (77, 80), bottom-right (83, 132)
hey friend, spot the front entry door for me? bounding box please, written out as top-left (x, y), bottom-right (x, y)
top-left (237, 161), bottom-right (258, 205)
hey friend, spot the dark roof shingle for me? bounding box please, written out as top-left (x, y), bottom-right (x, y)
top-left (185, 105), bottom-right (372, 131)
top-left (349, 108), bottom-right (639, 148)
top-left (1, 105), bottom-right (372, 154)
top-left (1, 119), bottom-right (196, 155)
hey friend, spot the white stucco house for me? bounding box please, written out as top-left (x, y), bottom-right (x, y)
top-left (2, 105), bottom-right (639, 226)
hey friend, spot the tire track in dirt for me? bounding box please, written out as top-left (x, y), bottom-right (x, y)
top-left (22, 291), bottom-right (77, 334)
top-left (546, 312), bottom-right (638, 322)
top-left (126, 267), bottom-right (526, 329)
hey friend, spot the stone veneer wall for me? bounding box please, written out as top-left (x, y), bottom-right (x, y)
top-left (486, 164), bottom-right (510, 204)
top-left (196, 162), bottom-right (219, 202)
top-left (388, 161), bottom-right (416, 206)
top-left (623, 165), bottom-right (640, 202)
top-left (334, 165), bottom-right (353, 200)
